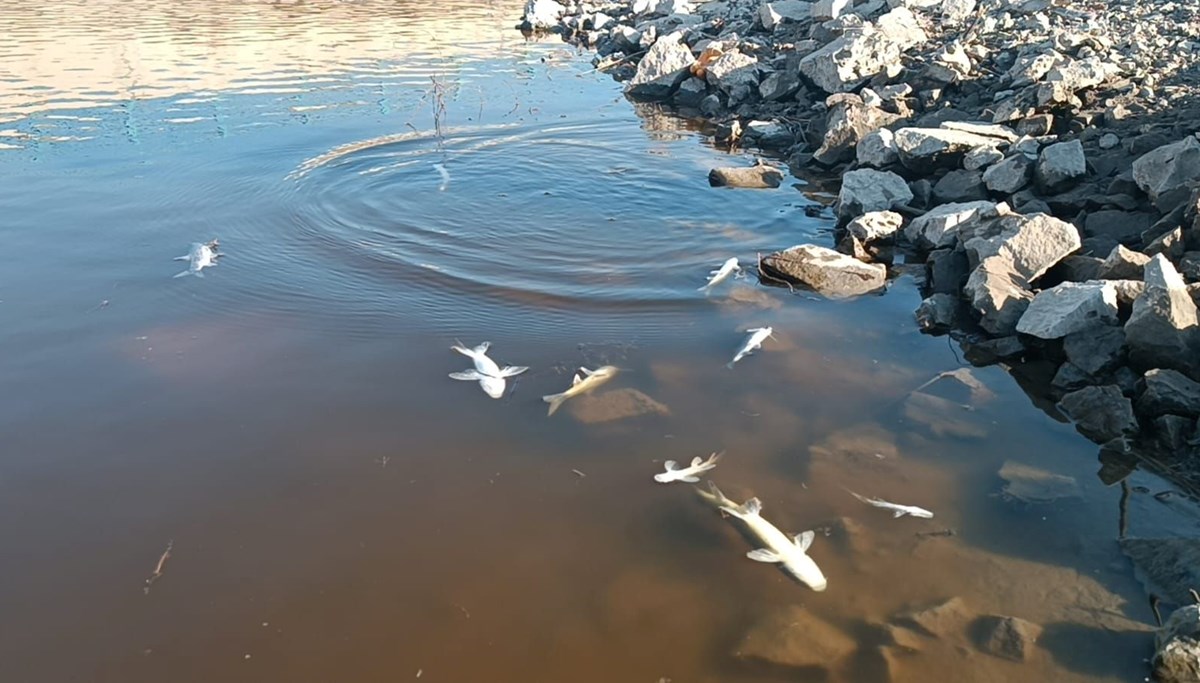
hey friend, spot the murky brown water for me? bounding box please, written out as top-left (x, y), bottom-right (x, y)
top-left (0, 2), bottom-right (1192, 682)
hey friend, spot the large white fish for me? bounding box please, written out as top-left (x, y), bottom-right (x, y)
top-left (698, 257), bottom-right (741, 291)
top-left (173, 240), bottom-right (221, 278)
top-left (542, 365), bottom-right (618, 416)
top-left (449, 341), bottom-right (528, 399)
top-left (719, 490), bottom-right (828, 592)
top-left (654, 452), bottom-right (721, 484)
top-left (846, 489), bottom-right (934, 519)
top-left (728, 326), bottom-right (772, 368)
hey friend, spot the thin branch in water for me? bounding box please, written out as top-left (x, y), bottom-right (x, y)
top-left (756, 252), bottom-right (795, 292)
top-left (143, 539), bottom-right (174, 594)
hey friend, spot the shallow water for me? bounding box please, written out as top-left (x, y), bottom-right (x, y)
top-left (0, 2), bottom-right (1193, 682)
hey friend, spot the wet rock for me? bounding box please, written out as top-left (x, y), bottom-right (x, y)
top-left (982, 154), bottom-right (1033, 194)
top-left (1153, 415), bottom-right (1195, 453)
top-left (998, 460), bottom-right (1081, 503)
top-left (927, 247), bottom-right (970, 294)
top-left (1125, 255), bottom-right (1200, 379)
top-left (673, 76), bottom-right (708, 107)
top-left (964, 257), bottom-right (1034, 335)
top-left (758, 69), bottom-right (801, 102)
top-left (1063, 326), bottom-right (1125, 377)
top-left (1058, 385), bottom-right (1138, 442)
top-left (915, 293), bottom-right (958, 332)
top-left (567, 388), bottom-right (670, 424)
top-left (976, 615), bottom-right (1043, 662)
top-left (1085, 210), bottom-right (1154, 246)
top-left (933, 169), bottom-right (987, 203)
top-left (905, 200), bottom-right (998, 250)
top-left (1097, 245), bottom-right (1150, 280)
top-left (1036, 139), bottom-right (1087, 191)
top-left (736, 605), bottom-right (856, 669)
top-left (799, 8), bottom-right (927, 94)
top-left (894, 127), bottom-right (1005, 171)
top-left (705, 50), bottom-right (759, 93)
top-left (708, 165), bottom-right (784, 188)
top-left (744, 120), bottom-right (793, 149)
top-left (627, 32), bottom-right (694, 100)
top-left (857, 128), bottom-right (899, 168)
top-left (1120, 538), bottom-right (1200, 605)
top-left (962, 212), bottom-right (1081, 282)
top-left (519, 0), bottom-right (566, 30)
top-left (846, 211), bottom-right (903, 244)
top-left (1137, 369), bottom-right (1200, 418)
top-left (964, 146), bottom-right (1004, 171)
top-left (896, 597), bottom-right (973, 639)
top-left (963, 335), bottom-right (1025, 364)
top-left (815, 94), bottom-right (899, 165)
top-left (1132, 136), bottom-right (1200, 213)
top-left (835, 169), bottom-right (914, 223)
top-left (1015, 281), bottom-right (1118, 339)
top-left (1153, 604), bottom-right (1200, 683)
top-left (760, 244), bottom-right (886, 298)
top-left (1052, 361), bottom-right (1092, 392)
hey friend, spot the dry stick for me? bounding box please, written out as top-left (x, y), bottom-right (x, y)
top-left (144, 540), bottom-right (174, 594)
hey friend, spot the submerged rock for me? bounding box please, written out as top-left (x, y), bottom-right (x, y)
top-left (1154, 604), bottom-right (1200, 683)
top-left (1058, 385), bottom-right (1138, 443)
top-left (566, 388), bottom-right (669, 424)
top-left (998, 460), bottom-right (1081, 503)
top-left (736, 605), bottom-right (856, 669)
top-left (760, 244), bottom-right (886, 298)
top-left (708, 165), bottom-right (784, 188)
top-left (895, 597), bottom-right (973, 639)
top-left (976, 615), bottom-right (1043, 662)
top-left (1120, 538), bottom-right (1200, 606)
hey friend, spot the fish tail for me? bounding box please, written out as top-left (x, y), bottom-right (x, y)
top-left (173, 270), bottom-right (192, 279)
top-left (543, 392), bottom-right (568, 416)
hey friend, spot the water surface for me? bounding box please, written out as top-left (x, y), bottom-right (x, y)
top-left (0, 2), bottom-right (1189, 682)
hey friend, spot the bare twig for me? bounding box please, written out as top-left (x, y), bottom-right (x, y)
top-left (143, 539), bottom-right (173, 594)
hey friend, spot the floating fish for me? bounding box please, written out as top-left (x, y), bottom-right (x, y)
top-left (698, 257), bottom-right (741, 291)
top-left (173, 239), bottom-right (221, 278)
top-left (846, 489), bottom-right (934, 518)
top-left (695, 480), bottom-right (738, 511)
top-left (433, 162), bottom-right (450, 191)
top-left (720, 493), bottom-right (827, 592)
top-left (542, 365), bottom-right (618, 416)
top-left (448, 341), bottom-right (528, 399)
top-left (654, 452), bottom-right (721, 484)
top-left (728, 326), bottom-right (772, 367)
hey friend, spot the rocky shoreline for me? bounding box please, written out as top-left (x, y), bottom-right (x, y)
top-left (519, 0), bottom-right (1200, 490)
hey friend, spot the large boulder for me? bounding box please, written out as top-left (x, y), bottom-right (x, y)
top-left (627, 32), bottom-right (695, 100)
top-left (798, 8), bottom-right (927, 94)
top-left (894, 127), bottom-right (1006, 171)
top-left (1015, 281), bottom-right (1119, 339)
top-left (761, 244), bottom-right (887, 298)
top-left (1036, 139), bottom-right (1087, 191)
top-left (1154, 604), bottom-right (1200, 683)
top-left (964, 256), bottom-right (1034, 335)
top-left (814, 95), bottom-right (899, 165)
top-left (962, 212), bottom-right (1081, 281)
top-left (1136, 369), bottom-right (1200, 418)
top-left (1132, 136), bottom-right (1200, 213)
top-left (904, 200), bottom-right (998, 250)
top-left (846, 211), bottom-right (903, 244)
top-left (836, 169), bottom-right (914, 223)
top-left (1058, 385), bottom-right (1139, 443)
top-left (1125, 255), bottom-right (1200, 379)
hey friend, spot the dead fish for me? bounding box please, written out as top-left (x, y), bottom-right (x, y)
top-left (728, 326), bottom-right (772, 368)
top-left (720, 493), bottom-right (828, 592)
top-left (542, 365), bottom-right (618, 416)
top-left (173, 240), bottom-right (221, 278)
top-left (433, 162), bottom-right (450, 191)
top-left (846, 489), bottom-right (934, 519)
top-left (449, 341), bottom-right (528, 399)
top-left (698, 257), bottom-right (741, 291)
top-left (654, 452), bottom-right (721, 484)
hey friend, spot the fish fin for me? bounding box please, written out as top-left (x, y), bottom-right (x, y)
top-left (543, 393), bottom-right (567, 416)
top-left (893, 509), bottom-right (907, 518)
top-left (663, 460), bottom-right (679, 470)
top-left (571, 373), bottom-right (582, 386)
top-left (172, 270), bottom-right (192, 278)
top-left (680, 475), bottom-right (701, 483)
top-left (449, 370), bottom-right (485, 381)
top-left (497, 365), bottom-right (528, 378)
top-left (738, 497), bottom-right (763, 516)
top-left (451, 343), bottom-right (474, 358)
top-left (846, 489), bottom-right (872, 505)
top-left (690, 456), bottom-right (703, 467)
top-left (173, 255), bottom-right (190, 261)
top-left (473, 341), bottom-right (491, 354)
top-left (746, 549), bottom-right (782, 563)
top-left (708, 451), bottom-right (724, 464)
top-left (579, 367), bottom-right (595, 377)
top-left (795, 531), bottom-right (814, 552)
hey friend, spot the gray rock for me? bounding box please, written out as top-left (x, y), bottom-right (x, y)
top-left (708, 165), bottom-right (784, 188)
top-left (815, 95), bottom-right (899, 165)
top-left (1036, 139), bottom-right (1087, 191)
top-left (1137, 368), bottom-right (1200, 418)
top-left (1125, 255), bottom-right (1200, 379)
top-left (1035, 57), bottom-right (1113, 107)
top-left (847, 211), bottom-right (903, 244)
top-left (1112, 279), bottom-right (1146, 306)
top-left (1058, 385), bottom-right (1139, 442)
top-left (627, 32), bottom-right (694, 100)
top-left (964, 146), bottom-right (1004, 171)
top-left (1085, 210), bottom-right (1154, 245)
top-left (927, 248), bottom-right (969, 294)
top-left (519, 0), bottom-right (566, 30)
top-left (1154, 604), bottom-right (1200, 683)
top-left (941, 0), bottom-right (977, 24)
top-left (1146, 227), bottom-right (1186, 261)
top-left (1015, 281), bottom-right (1119, 339)
top-left (982, 154), bottom-right (1032, 194)
top-left (1099, 133), bottom-right (1120, 150)
top-left (964, 256), bottom-right (1034, 335)
top-left (1153, 415), bottom-right (1196, 453)
top-left (799, 8), bottom-right (927, 94)
top-left (811, 0), bottom-right (851, 20)
top-left (759, 0), bottom-right (810, 30)
top-left (1053, 254), bottom-right (1103, 282)
top-left (916, 293), bottom-right (959, 332)
top-left (737, 605), bottom-right (856, 669)
top-left (904, 200), bottom-right (998, 250)
top-left (761, 244), bottom-right (887, 298)
top-left (962, 212), bottom-right (1082, 282)
top-left (1180, 252), bottom-right (1200, 283)
top-left (758, 69), bottom-right (801, 101)
top-left (1063, 326), bottom-right (1125, 377)
top-left (1052, 361), bottom-right (1093, 392)
top-left (705, 50), bottom-right (759, 93)
top-left (1120, 538), bottom-right (1200, 605)
top-left (744, 120), bottom-right (793, 149)
top-left (894, 127), bottom-right (1005, 171)
top-left (673, 76), bottom-right (708, 107)
top-left (1133, 136), bottom-right (1200, 213)
top-left (1098, 245), bottom-right (1151, 280)
top-left (857, 128), bottom-right (899, 168)
top-left (836, 169), bottom-right (914, 223)
top-left (933, 169), bottom-right (987, 203)
top-left (998, 462), bottom-right (1081, 503)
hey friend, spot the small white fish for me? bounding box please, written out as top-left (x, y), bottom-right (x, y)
top-left (654, 452), bottom-right (721, 484)
top-left (698, 257), bottom-right (741, 291)
top-left (542, 365), bottom-right (618, 416)
top-left (718, 491), bottom-right (827, 592)
top-left (433, 162), bottom-right (450, 191)
top-left (173, 239), bottom-right (221, 278)
top-left (846, 489), bottom-right (934, 519)
top-left (728, 327), bottom-right (772, 368)
top-left (448, 341), bottom-right (528, 399)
